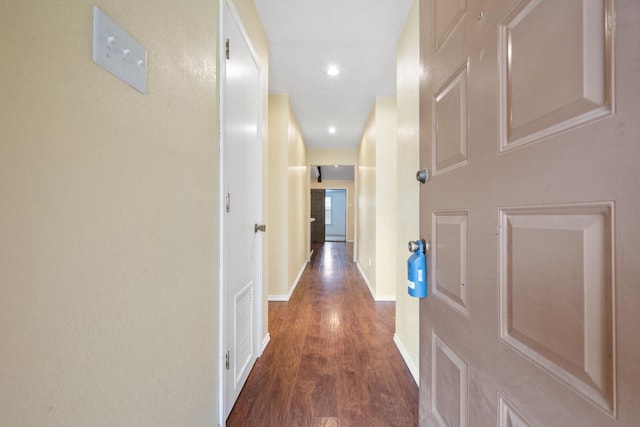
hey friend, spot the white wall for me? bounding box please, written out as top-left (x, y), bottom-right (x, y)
top-left (394, 0), bottom-right (421, 384)
top-left (0, 1), bottom-right (221, 425)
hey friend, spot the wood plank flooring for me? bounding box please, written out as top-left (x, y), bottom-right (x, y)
top-left (227, 242), bottom-right (419, 427)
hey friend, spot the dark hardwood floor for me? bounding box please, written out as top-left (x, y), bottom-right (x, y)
top-left (227, 242), bottom-right (419, 427)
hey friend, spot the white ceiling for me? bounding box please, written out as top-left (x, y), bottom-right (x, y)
top-left (254, 0), bottom-right (414, 149)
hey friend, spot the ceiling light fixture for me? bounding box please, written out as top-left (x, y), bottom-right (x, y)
top-left (328, 126), bottom-right (337, 134)
top-left (326, 65), bottom-right (340, 77)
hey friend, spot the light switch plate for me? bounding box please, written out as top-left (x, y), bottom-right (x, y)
top-left (93, 6), bottom-right (147, 93)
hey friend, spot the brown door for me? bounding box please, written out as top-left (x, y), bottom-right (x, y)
top-left (311, 189), bottom-right (325, 243)
top-left (419, 0), bottom-right (639, 425)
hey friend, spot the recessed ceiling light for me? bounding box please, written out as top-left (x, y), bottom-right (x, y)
top-left (328, 126), bottom-right (337, 134)
top-left (326, 65), bottom-right (340, 77)
top-left (334, 165), bottom-right (339, 168)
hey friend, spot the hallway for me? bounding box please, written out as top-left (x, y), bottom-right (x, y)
top-left (227, 242), bottom-right (419, 426)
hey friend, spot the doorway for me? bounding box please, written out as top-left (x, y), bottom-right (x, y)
top-left (324, 189), bottom-right (346, 242)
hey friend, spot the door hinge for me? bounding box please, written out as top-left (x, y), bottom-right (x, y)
top-left (225, 350), bottom-right (230, 370)
top-left (225, 39), bottom-right (230, 60)
top-left (226, 193), bottom-right (231, 213)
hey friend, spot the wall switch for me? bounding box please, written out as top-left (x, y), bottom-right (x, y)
top-left (93, 6), bottom-right (147, 93)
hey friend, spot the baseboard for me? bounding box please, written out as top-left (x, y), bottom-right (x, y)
top-left (394, 334), bottom-right (419, 386)
top-left (355, 262), bottom-right (376, 300)
top-left (354, 262), bottom-right (396, 302)
top-left (268, 260), bottom-right (308, 302)
top-left (261, 333), bottom-right (271, 355)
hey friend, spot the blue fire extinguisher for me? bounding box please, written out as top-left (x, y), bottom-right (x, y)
top-left (408, 239), bottom-right (428, 298)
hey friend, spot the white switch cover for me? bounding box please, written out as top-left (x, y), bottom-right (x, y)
top-left (93, 6), bottom-right (147, 93)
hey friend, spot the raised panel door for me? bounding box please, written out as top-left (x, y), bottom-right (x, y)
top-left (419, 0), bottom-right (640, 425)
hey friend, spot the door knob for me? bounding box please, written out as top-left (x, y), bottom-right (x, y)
top-left (416, 168), bottom-right (430, 184)
top-left (408, 239), bottom-right (431, 254)
top-left (254, 224), bottom-right (266, 233)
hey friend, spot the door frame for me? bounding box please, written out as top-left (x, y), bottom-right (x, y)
top-left (218, 0), bottom-right (265, 423)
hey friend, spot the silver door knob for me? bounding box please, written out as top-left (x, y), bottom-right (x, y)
top-left (408, 239), bottom-right (431, 254)
top-left (255, 224), bottom-right (266, 233)
top-left (416, 168), bottom-right (430, 184)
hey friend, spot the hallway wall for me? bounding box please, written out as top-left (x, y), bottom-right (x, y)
top-left (267, 95), bottom-right (309, 300)
top-left (1, 1), bottom-right (221, 425)
top-left (307, 148), bottom-right (357, 166)
top-left (394, 0), bottom-right (420, 383)
top-left (356, 97), bottom-right (397, 301)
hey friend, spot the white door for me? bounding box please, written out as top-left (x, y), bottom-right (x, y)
top-left (222, 2), bottom-right (262, 421)
top-left (420, 0), bottom-right (639, 425)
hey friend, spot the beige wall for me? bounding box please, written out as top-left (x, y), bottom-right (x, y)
top-left (268, 95), bottom-right (290, 297)
top-left (356, 98), bottom-right (398, 301)
top-left (307, 148), bottom-right (357, 166)
top-left (287, 101), bottom-right (309, 293)
top-left (356, 105), bottom-right (378, 295)
top-left (310, 180), bottom-right (356, 242)
top-left (1, 1), bottom-right (220, 425)
top-left (394, 0), bottom-right (420, 383)
top-left (232, 0), bottom-right (270, 344)
top-left (267, 95), bottom-right (308, 299)
top-left (375, 97), bottom-right (398, 301)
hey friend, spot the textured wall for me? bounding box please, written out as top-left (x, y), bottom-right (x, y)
top-left (0, 0), bottom-right (220, 425)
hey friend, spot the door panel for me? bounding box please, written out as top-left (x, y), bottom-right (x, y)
top-left (499, 0), bottom-right (613, 151)
top-left (420, 0), bottom-right (640, 425)
top-left (223, 3), bottom-right (261, 420)
top-left (432, 211), bottom-right (469, 316)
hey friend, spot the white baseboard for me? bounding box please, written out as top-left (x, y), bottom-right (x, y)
top-left (394, 333), bottom-right (419, 386)
top-left (261, 333), bottom-right (270, 355)
top-left (268, 260), bottom-right (308, 302)
top-left (355, 261), bottom-right (375, 299)
top-left (355, 262), bottom-right (396, 302)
